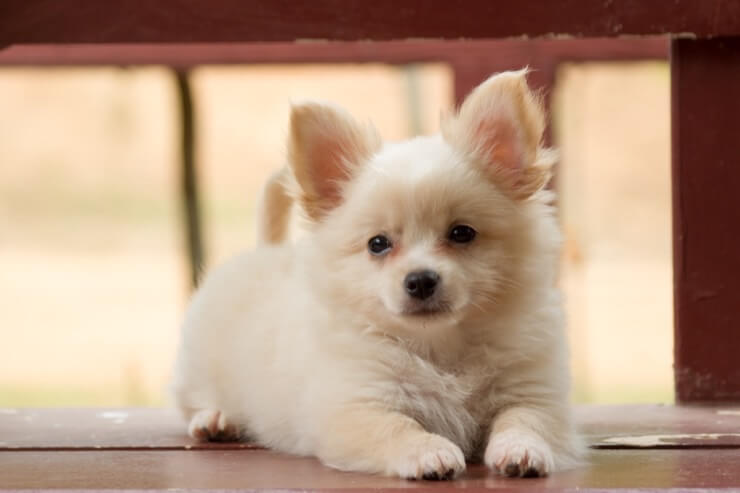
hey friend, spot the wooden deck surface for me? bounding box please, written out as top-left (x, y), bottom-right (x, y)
top-left (2, 405), bottom-right (740, 490)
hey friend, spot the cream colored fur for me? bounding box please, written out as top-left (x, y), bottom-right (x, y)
top-left (172, 70), bottom-right (583, 480)
top-left (255, 166), bottom-right (294, 245)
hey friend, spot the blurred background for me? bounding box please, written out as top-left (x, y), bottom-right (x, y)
top-left (0, 60), bottom-right (671, 406)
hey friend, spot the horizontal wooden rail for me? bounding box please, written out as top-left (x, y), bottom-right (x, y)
top-left (0, 39), bottom-right (668, 68)
top-left (1, 0), bottom-right (739, 45)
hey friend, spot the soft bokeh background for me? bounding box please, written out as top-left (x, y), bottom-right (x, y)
top-left (0, 62), bottom-right (672, 406)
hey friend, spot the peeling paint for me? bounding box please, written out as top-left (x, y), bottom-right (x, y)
top-left (674, 31), bottom-right (699, 39)
top-left (603, 432), bottom-right (740, 447)
top-left (294, 38), bottom-right (331, 44)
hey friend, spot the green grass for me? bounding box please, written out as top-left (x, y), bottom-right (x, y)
top-left (0, 384), bottom-right (165, 407)
top-left (573, 383), bottom-right (674, 405)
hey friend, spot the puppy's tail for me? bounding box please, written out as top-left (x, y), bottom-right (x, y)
top-left (256, 166), bottom-right (295, 245)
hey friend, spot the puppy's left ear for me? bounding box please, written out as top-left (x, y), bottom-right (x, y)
top-left (288, 102), bottom-right (381, 221)
top-left (442, 69), bottom-right (554, 200)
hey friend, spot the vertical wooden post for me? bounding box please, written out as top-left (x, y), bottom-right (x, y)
top-left (175, 69), bottom-right (205, 289)
top-left (671, 38), bottom-right (740, 402)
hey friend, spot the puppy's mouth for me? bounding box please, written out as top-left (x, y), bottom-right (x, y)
top-left (401, 301), bottom-right (453, 318)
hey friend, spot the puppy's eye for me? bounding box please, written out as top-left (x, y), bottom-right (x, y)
top-left (448, 225), bottom-right (477, 244)
top-left (368, 235), bottom-right (392, 256)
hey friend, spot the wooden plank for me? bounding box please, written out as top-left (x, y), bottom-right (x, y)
top-left (577, 404), bottom-right (740, 448)
top-left (3, 448), bottom-right (740, 489)
top-left (0, 408), bottom-right (254, 450)
top-left (0, 39), bottom-right (668, 67)
top-left (671, 37), bottom-right (740, 402)
top-left (3, 406), bottom-right (740, 450)
top-left (1, 0), bottom-right (739, 45)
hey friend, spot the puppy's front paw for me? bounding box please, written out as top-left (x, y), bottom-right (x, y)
top-left (188, 409), bottom-right (239, 442)
top-left (392, 434), bottom-right (466, 480)
top-left (485, 429), bottom-right (554, 478)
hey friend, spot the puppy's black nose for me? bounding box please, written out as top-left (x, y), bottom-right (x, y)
top-left (404, 270), bottom-right (440, 300)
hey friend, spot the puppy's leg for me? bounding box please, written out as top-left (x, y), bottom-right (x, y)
top-left (317, 406), bottom-right (465, 480)
top-left (256, 166), bottom-right (294, 245)
top-left (484, 404), bottom-right (581, 477)
top-left (187, 409), bottom-right (241, 442)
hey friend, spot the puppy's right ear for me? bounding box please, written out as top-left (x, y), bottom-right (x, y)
top-left (288, 102), bottom-right (381, 221)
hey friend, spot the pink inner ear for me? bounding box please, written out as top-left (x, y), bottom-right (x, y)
top-left (473, 117), bottom-right (524, 172)
top-left (309, 135), bottom-right (351, 206)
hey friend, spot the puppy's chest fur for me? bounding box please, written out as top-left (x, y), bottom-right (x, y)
top-left (381, 348), bottom-right (498, 458)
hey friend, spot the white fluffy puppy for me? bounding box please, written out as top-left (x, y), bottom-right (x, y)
top-left (171, 70), bottom-right (582, 480)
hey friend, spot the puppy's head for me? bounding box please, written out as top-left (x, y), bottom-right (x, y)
top-left (288, 70), bottom-right (558, 340)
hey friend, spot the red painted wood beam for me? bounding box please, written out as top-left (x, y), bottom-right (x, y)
top-left (1, 0), bottom-right (739, 45)
top-left (0, 39), bottom-right (668, 68)
top-left (672, 37), bottom-right (740, 402)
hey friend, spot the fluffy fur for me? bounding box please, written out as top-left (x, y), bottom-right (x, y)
top-left (171, 69), bottom-right (583, 480)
